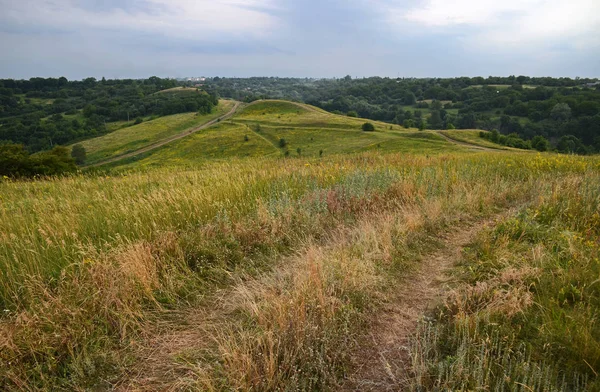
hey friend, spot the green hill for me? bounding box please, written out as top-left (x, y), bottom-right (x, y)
top-left (75, 100), bottom-right (235, 165)
top-left (95, 100), bottom-right (472, 169)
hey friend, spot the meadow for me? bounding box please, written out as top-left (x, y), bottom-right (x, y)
top-left (2, 143), bottom-right (599, 390)
top-left (76, 100), bottom-right (235, 165)
top-left (101, 100), bottom-right (469, 170)
top-left (440, 129), bottom-right (513, 150)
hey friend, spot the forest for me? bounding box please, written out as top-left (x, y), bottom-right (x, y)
top-left (0, 76), bottom-right (218, 152)
top-left (206, 75), bottom-right (600, 153)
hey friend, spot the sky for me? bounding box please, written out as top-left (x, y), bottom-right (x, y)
top-left (0, 0), bottom-right (599, 79)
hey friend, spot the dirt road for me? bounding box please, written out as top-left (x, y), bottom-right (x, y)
top-left (87, 101), bottom-right (241, 168)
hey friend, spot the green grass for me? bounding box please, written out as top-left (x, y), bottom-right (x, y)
top-left (104, 100), bottom-right (467, 169)
top-left (154, 87), bottom-right (204, 95)
top-left (2, 152), bottom-right (599, 390)
top-left (3, 99), bottom-right (600, 390)
top-left (236, 100), bottom-right (408, 130)
top-left (76, 100), bottom-right (235, 164)
top-left (465, 84), bottom-right (538, 90)
top-left (440, 130), bottom-right (513, 149)
top-left (411, 162), bottom-right (600, 390)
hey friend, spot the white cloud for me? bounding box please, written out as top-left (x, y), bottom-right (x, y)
top-left (1, 0), bottom-right (280, 40)
top-left (392, 0), bottom-right (600, 48)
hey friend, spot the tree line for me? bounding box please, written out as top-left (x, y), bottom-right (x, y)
top-left (207, 76), bottom-right (600, 154)
top-left (0, 76), bottom-right (218, 152)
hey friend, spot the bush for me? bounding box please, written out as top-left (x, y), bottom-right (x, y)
top-left (71, 144), bottom-right (86, 165)
top-left (531, 135), bottom-right (549, 152)
top-left (362, 122), bottom-right (375, 132)
top-left (0, 143), bottom-right (76, 177)
top-left (279, 138), bottom-right (287, 148)
top-left (134, 117), bottom-right (143, 125)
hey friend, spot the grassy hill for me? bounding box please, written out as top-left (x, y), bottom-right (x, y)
top-left (100, 100), bottom-right (470, 169)
top-left (75, 100), bottom-right (235, 165)
top-left (2, 99), bottom-right (599, 391)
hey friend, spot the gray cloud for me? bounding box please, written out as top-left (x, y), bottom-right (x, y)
top-left (0, 0), bottom-right (598, 79)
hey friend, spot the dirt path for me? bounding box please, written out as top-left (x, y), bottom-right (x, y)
top-left (340, 214), bottom-right (504, 391)
top-left (435, 131), bottom-right (499, 152)
top-left (87, 101), bottom-right (241, 168)
top-left (114, 213), bottom-right (507, 391)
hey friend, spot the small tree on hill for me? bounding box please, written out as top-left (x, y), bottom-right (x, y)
top-left (531, 135), bottom-right (550, 152)
top-left (279, 138), bottom-right (287, 148)
top-left (550, 103), bottom-right (572, 121)
top-left (71, 144), bottom-right (86, 165)
top-left (362, 122), bottom-right (375, 132)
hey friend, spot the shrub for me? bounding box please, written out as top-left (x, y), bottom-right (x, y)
top-left (134, 117), bottom-right (143, 125)
top-left (362, 122), bottom-right (375, 132)
top-left (0, 143), bottom-right (76, 177)
top-left (279, 138), bottom-right (287, 148)
top-left (71, 144), bottom-right (87, 165)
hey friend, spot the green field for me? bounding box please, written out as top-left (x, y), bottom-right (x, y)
top-left (1, 99), bottom-right (599, 391)
top-left (104, 100), bottom-right (468, 169)
top-left (440, 129), bottom-right (514, 149)
top-left (76, 100), bottom-right (235, 164)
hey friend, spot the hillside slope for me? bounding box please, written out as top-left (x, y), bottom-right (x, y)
top-left (77, 100), bottom-right (236, 165)
top-left (99, 100), bottom-right (474, 169)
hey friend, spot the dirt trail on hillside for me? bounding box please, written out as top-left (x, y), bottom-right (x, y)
top-left (87, 101), bottom-right (241, 168)
top-left (339, 214), bottom-right (505, 391)
top-left (114, 213), bottom-right (506, 391)
top-left (436, 131), bottom-right (499, 152)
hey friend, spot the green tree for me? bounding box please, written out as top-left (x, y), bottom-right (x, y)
top-left (347, 110), bottom-right (358, 117)
top-left (428, 110), bottom-right (443, 129)
top-left (279, 138), bottom-right (287, 148)
top-left (531, 135), bottom-right (549, 152)
top-left (83, 104), bottom-right (97, 118)
top-left (71, 144), bottom-right (86, 165)
top-left (362, 122), bottom-right (375, 132)
top-left (404, 92), bottom-right (417, 105)
top-left (431, 100), bottom-right (443, 110)
top-left (0, 143), bottom-right (31, 177)
top-left (550, 103), bottom-right (572, 121)
top-left (490, 129), bottom-right (500, 143)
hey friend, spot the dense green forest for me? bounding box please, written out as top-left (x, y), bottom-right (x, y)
top-left (0, 77), bottom-right (218, 152)
top-left (206, 76), bottom-right (600, 153)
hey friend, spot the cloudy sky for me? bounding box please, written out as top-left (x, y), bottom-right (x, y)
top-left (1, 0), bottom-right (599, 79)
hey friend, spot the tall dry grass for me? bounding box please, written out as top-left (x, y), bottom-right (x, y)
top-left (1, 152), bottom-right (598, 389)
top-left (409, 168), bottom-right (600, 391)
